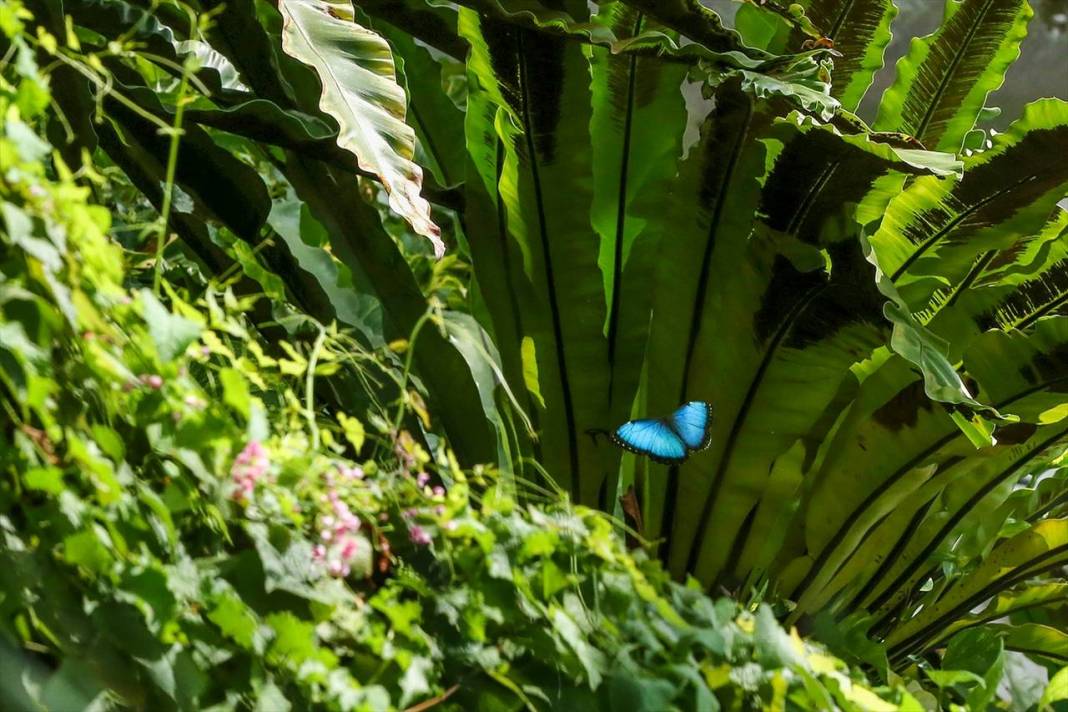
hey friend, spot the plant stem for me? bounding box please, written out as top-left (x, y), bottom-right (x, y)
top-left (306, 326), bottom-right (328, 450)
top-left (153, 64), bottom-right (192, 295)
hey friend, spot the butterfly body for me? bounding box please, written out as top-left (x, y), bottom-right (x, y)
top-left (611, 401), bottom-right (713, 465)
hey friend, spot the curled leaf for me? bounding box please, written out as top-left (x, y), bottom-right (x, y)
top-left (279, 0), bottom-right (444, 256)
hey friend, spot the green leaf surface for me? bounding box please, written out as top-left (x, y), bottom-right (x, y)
top-left (267, 200), bottom-right (384, 346)
top-left (459, 10), bottom-right (609, 502)
top-left (185, 100), bottom-right (336, 153)
top-left (449, 0), bottom-right (614, 44)
top-left (245, 522), bottom-right (348, 605)
top-left (886, 518), bottom-right (1068, 657)
top-left (922, 208), bottom-right (1068, 358)
top-left (1041, 666), bottom-right (1068, 707)
top-left (98, 70), bottom-right (273, 243)
top-left (996, 623), bottom-right (1068, 665)
top-left (589, 5), bottom-right (690, 500)
top-left (64, 0), bottom-right (239, 96)
top-left (399, 656), bottom-right (433, 707)
top-left (941, 627), bottom-right (1004, 710)
top-left (653, 99), bottom-right (958, 584)
top-left (141, 290), bottom-right (202, 363)
top-left (875, 0), bottom-right (1033, 152)
top-left (63, 529), bottom-right (113, 574)
top-left (609, 0), bottom-right (759, 55)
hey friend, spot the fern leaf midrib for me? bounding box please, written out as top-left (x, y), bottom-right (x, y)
top-left (607, 12), bottom-right (644, 379)
top-left (1028, 490), bottom-right (1068, 522)
top-left (889, 541), bottom-right (1068, 659)
top-left (862, 423), bottom-right (1068, 618)
top-left (687, 283), bottom-right (826, 578)
top-left (1014, 289), bottom-right (1068, 329)
top-left (660, 98), bottom-right (755, 554)
top-left (1000, 644), bottom-right (1068, 664)
top-left (912, 0), bottom-right (998, 143)
top-left (827, 0), bottom-right (857, 40)
top-left (516, 29), bottom-right (580, 495)
top-left (687, 157), bottom-right (842, 579)
top-left (890, 170), bottom-right (1042, 283)
top-left (791, 373), bottom-right (1068, 604)
top-left (842, 493), bottom-right (938, 612)
top-left (954, 594), bottom-right (1068, 634)
top-left (937, 249), bottom-right (997, 314)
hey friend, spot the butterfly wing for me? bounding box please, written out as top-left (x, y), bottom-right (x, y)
top-left (670, 401), bottom-right (713, 451)
top-left (612, 418), bottom-right (688, 464)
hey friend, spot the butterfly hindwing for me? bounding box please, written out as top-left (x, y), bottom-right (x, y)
top-left (670, 401), bottom-right (713, 451)
top-left (612, 419), bottom-right (687, 465)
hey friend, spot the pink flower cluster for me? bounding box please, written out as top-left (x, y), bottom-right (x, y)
top-left (408, 525), bottom-right (432, 546)
top-left (338, 464), bottom-right (364, 482)
top-left (230, 441), bottom-right (269, 502)
top-left (312, 467), bottom-right (364, 577)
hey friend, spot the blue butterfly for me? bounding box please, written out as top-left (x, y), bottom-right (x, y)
top-left (611, 401), bottom-right (713, 465)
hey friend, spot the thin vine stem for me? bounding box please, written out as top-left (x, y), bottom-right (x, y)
top-left (153, 60), bottom-right (193, 294)
top-left (305, 326), bottom-right (328, 450)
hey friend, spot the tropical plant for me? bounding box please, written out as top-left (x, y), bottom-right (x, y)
top-left (0, 27), bottom-right (929, 710)
top-left (11, 0), bottom-right (1068, 692)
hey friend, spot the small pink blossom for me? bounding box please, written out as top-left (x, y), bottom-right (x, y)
top-left (431, 486), bottom-right (445, 498)
top-left (141, 374), bottom-right (164, 389)
top-left (312, 544), bottom-right (326, 560)
top-left (230, 441), bottom-right (269, 503)
top-left (340, 537), bottom-right (359, 560)
top-left (409, 525), bottom-right (431, 546)
top-left (444, 520), bottom-right (458, 532)
top-left (335, 516), bottom-right (358, 535)
top-left (339, 465), bottom-right (364, 481)
top-left (416, 472), bottom-right (430, 487)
